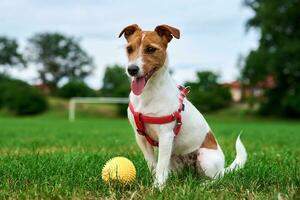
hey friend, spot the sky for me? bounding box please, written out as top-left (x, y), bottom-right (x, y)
top-left (0, 0), bottom-right (258, 89)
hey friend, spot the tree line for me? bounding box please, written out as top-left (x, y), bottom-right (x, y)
top-left (242, 0), bottom-right (300, 118)
top-left (0, 32), bottom-right (232, 116)
top-left (0, 33), bottom-right (94, 92)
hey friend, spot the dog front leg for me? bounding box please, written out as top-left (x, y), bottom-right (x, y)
top-left (154, 131), bottom-right (174, 189)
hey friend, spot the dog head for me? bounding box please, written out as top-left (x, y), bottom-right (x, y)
top-left (119, 24), bottom-right (180, 95)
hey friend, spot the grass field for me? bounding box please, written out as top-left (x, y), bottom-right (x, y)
top-left (0, 103), bottom-right (299, 199)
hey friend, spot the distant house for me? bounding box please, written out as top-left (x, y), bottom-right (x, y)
top-left (34, 83), bottom-right (50, 95)
top-left (223, 81), bottom-right (242, 102)
top-left (223, 75), bottom-right (275, 103)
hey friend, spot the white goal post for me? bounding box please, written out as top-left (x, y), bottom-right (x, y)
top-left (69, 97), bottom-right (129, 121)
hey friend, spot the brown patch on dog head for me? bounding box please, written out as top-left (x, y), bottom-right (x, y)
top-left (119, 24), bottom-right (180, 78)
top-left (125, 32), bottom-right (143, 64)
top-left (201, 131), bottom-right (218, 150)
top-left (118, 24), bottom-right (142, 41)
top-left (154, 24), bottom-right (180, 43)
top-left (138, 31), bottom-right (168, 75)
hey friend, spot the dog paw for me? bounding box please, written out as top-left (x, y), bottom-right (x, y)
top-left (153, 179), bottom-right (165, 191)
top-left (147, 162), bottom-right (157, 176)
top-left (153, 175), bottom-right (167, 190)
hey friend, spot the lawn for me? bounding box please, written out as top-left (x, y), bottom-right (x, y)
top-left (0, 106), bottom-right (299, 199)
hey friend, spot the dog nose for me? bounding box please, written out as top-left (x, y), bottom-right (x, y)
top-left (127, 64), bottom-right (139, 76)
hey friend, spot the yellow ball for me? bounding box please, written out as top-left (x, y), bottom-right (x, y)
top-left (102, 157), bottom-right (136, 184)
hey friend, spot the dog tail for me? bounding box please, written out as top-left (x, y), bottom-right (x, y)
top-left (223, 134), bottom-right (247, 175)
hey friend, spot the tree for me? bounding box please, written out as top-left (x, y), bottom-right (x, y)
top-left (0, 36), bottom-right (25, 73)
top-left (185, 71), bottom-right (232, 112)
top-left (58, 80), bottom-right (97, 99)
top-left (27, 33), bottom-right (94, 92)
top-left (0, 75), bottom-right (48, 115)
top-left (101, 65), bottom-right (130, 116)
top-left (101, 64), bottom-right (130, 97)
top-left (243, 0), bottom-right (300, 117)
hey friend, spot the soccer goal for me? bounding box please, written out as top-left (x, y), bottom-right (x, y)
top-left (68, 97), bottom-right (129, 121)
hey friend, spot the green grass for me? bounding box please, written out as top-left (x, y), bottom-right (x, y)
top-left (0, 107), bottom-right (299, 199)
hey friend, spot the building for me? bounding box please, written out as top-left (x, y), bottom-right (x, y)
top-left (223, 75), bottom-right (276, 103)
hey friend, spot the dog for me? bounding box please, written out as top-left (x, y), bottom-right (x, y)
top-left (119, 24), bottom-right (247, 188)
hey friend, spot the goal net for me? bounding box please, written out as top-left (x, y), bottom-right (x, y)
top-left (68, 97), bottom-right (129, 121)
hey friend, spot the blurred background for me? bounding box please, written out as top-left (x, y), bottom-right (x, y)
top-left (0, 0), bottom-right (299, 118)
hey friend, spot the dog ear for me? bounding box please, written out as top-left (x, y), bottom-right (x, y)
top-left (118, 24), bottom-right (141, 41)
top-left (154, 24), bottom-right (180, 42)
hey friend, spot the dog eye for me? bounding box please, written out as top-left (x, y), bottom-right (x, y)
top-left (127, 46), bottom-right (133, 54)
top-left (145, 46), bottom-right (157, 54)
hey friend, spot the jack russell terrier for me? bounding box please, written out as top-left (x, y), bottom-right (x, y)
top-left (119, 24), bottom-right (247, 188)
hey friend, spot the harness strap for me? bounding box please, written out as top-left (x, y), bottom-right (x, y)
top-left (129, 86), bottom-right (189, 147)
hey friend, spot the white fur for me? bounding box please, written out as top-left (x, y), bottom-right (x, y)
top-left (197, 145), bottom-right (225, 178)
top-left (141, 32), bottom-right (146, 41)
top-left (128, 62), bottom-right (247, 188)
top-left (223, 135), bottom-right (247, 174)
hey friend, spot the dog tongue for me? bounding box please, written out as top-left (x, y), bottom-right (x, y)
top-left (131, 77), bottom-right (145, 96)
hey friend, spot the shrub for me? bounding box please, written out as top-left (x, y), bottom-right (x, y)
top-left (0, 75), bottom-right (10, 108)
top-left (185, 71), bottom-right (232, 112)
top-left (101, 65), bottom-right (130, 116)
top-left (0, 75), bottom-right (48, 115)
top-left (259, 87), bottom-right (300, 118)
top-left (58, 80), bottom-right (96, 99)
top-left (188, 87), bottom-right (232, 112)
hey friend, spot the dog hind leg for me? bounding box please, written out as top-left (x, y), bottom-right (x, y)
top-left (196, 131), bottom-right (225, 178)
top-left (196, 147), bottom-right (225, 178)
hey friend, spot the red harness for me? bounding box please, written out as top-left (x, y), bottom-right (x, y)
top-left (129, 86), bottom-right (189, 147)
